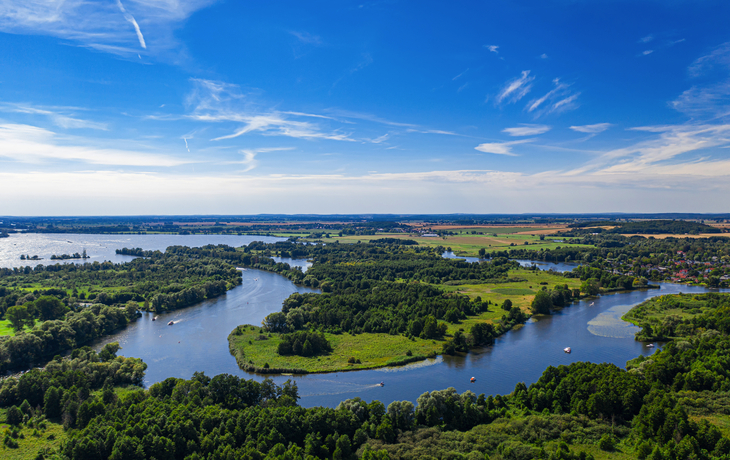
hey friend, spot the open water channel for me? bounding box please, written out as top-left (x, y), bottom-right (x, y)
top-left (2, 235), bottom-right (728, 408)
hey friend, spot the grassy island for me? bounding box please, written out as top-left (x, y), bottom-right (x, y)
top-left (228, 326), bottom-right (442, 374)
top-left (227, 240), bottom-right (651, 374)
top-left (622, 292), bottom-right (730, 341)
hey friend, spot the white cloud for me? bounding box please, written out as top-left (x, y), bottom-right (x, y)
top-left (672, 42), bottom-right (730, 118)
top-left (0, 0), bottom-right (216, 58)
top-left (526, 78), bottom-right (580, 117)
top-left (183, 79), bottom-right (355, 142)
top-left (502, 124), bottom-right (551, 136)
top-left (0, 103), bottom-right (108, 130)
top-left (552, 93), bottom-right (580, 112)
top-left (486, 45), bottom-right (499, 54)
top-left (116, 0), bottom-right (146, 49)
top-left (452, 68), bottom-right (469, 81)
top-left (0, 123), bottom-right (190, 166)
top-left (565, 123), bottom-right (730, 177)
top-left (642, 50), bottom-right (654, 56)
top-left (496, 71), bottom-right (534, 104)
top-left (290, 31), bottom-right (322, 45)
top-left (474, 139), bottom-right (532, 156)
top-left (570, 123), bottom-right (612, 134)
top-left (639, 35), bottom-right (654, 44)
top-left (540, 53), bottom-right (548, 59)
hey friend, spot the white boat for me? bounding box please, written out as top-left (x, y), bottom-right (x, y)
top-left (646, 343), bottom-right (654, 348)
top-left (564, 347), bottom-right (571, 353)
top-left (589, 302), bottom-right (595, 306)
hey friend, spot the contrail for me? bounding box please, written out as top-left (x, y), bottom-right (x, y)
top-left (183, 138), bottom-right (190, 152)
top-left (116, 0), bottom-right (147, 49)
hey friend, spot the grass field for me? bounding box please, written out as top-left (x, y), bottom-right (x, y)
top-left (0, 408), bottom-right (66, 460)
top-left (621, 294), bottom-right (711, 327)
top-left (300, 229), bottom-right (593, 257)
top-left (0, 320), bottom-right (33, 337)
top-left (440, 269), bottom-right (583, 310)
top-left (229, 327), bottom-right (443, 373)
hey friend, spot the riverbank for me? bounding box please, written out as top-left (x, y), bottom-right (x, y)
top-left (621, 292), bottom-right (730, 341)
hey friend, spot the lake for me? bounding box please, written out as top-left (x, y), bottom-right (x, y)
top-left (0, 233), bottom-right (286, 269)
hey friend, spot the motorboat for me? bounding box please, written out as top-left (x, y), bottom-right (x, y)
top-left (564, 347), bottom-right (571, 353)
top-left (152, 316), bottom-right (157, 321)
top-left (470, 377), bottom-right (476, 383)
top-left (646, 343), bottom-right (654, 348)
top-left (168, 321), bottom-right (174, 326)
top-left (379, 382), bottom-right (384, 387)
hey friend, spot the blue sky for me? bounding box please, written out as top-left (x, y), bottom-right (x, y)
top-left (1, 0), bottom-right (730, 215)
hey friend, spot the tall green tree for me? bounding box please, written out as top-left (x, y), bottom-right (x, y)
top-left (5, 304), bottom-right (33, 332)
top-left (531, 290), bottom-right (553, 314)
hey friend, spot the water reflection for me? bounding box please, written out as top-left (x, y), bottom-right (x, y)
top-left (0, 233), bottom-right (286, 269)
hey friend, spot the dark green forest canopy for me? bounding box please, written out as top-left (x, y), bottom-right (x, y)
top-left (252, 242), bottom-right (520, 335)
top-left (568, 220), bottom-right (723, 234)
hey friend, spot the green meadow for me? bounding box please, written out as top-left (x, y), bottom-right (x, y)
top-left (228, 326), bottom-right (442, 373)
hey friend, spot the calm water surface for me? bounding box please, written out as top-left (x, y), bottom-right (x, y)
top-left (0, 233), bottom-right (285, 269)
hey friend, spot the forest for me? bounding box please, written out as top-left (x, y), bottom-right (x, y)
top-left (0, 250), bottom-right (243, 371)
top-left (568, 220), bottom-right (723, 235)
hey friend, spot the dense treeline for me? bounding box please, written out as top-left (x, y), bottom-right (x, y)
top-left (277, 331), bottom-right (332, 357)
top-left (569, 219), bottom-right (723, 234)
top-left (0, 250), bottom-right (242, 317)
top-left (253, 242), bottom-right (518, 337)
top-left (0, 303), bottom-right (137, 371)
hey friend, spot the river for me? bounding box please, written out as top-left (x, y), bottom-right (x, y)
top-left (95, 268), bottom-right (727, 408)
top-left (4, 236), bottom-right (727, 409)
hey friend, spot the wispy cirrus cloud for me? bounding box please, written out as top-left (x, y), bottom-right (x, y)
top-left (474, 139), bottom-right (532, 156)
top-left (672, 42), bottom-right (730, 118)
top-left (290, 30), bottom-right (322, 45)
top-left (502, 124), bottom-right (550, 136)
top-left (526, 78), bottom-right (580, 117)
top-left (564, 123), bottom-right (730, 177)
top-left (495, 71), bottom-right (534, 104)
top-left (0, 0), bottom-right (217, 58)
top-left (183, 79), bottom-right (355, 142)
top-left (0, 103), bottom-right (108, 130)
top-left (0, 123), bottom-right (190, 166)
top-left (231, 147), bottom-right (294, 172)
top-left (570, 123), bottom-right (612, 134)
top-left (116, 0), bottom-right (146, 49)
top-left (485, 45), bottom-right (499, 54)
top-left (639, 34), bottom-right (654, 44)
